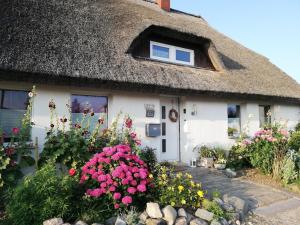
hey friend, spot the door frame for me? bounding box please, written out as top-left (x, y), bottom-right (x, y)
top-left (159, 96), bottom-right (181, 162)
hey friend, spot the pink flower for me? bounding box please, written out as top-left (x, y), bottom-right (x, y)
top-left (130, 180), bottom-right (137, 186)
top-left (137, 184), bottom-right (146, 192)
top-left (114, 203), bottom-right (120, 209)
top-left (69, 168), bottom-right (76, 176)
top-left (111, 153), bottom-right (120, 161)
top-left (12, 127), bottom-right (20, 135)
top-left (127, 187), bottom-right (137, 194)
top-left (109, 186), bottom-right (116, 192)
top-left (121, 179), bottom-right (129, 185)
top-left (113, 192), bottom-right (121, 200)
top-left (130, 132), bottom-right (137, 139)
top-left (135, 139), bottom-right (141, 146)
top-left (98, 175), bottom-right (107, 182)
top-left (125, 118), bottom-right (133, 128)
top-left (121, 196), bottom-right (132, 205)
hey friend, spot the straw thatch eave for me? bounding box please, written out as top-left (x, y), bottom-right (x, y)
top-left (0, 0), bottom-right (299, 102)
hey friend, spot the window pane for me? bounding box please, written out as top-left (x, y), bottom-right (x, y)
top-left (259, 105), bottom-right (271, 127)
top-left (71, 95), bottom-right (108, 132)
top-left (0, 109), bottom-right (25, 136)
top-left (176, 50), bottom-right (191, 62)
top-left (2, 90), bottom-right (29, 110)
top-left (228, 105), bottom-right (240, 118)
top-left (71, 95), bottom-right (107, 113)
top-left (152, 45), bottom-right (169, 59)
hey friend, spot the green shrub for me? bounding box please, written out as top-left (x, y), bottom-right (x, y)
top-left (282, 151), bottom-right (299, 184)
top-left (227, 140), bottom-right (252, 170)
top-left (202, 199), bottom-right (226, 219)
top-left (289, 131), bottom-right (300, 151)
top-left (196, 146), bottom-right (215, 158)
top-left (5, 163), bottom-right (81, 225)
top-left (156, 167), bottom-right (204, 209)
top-left (138, 146), bottom-right (157, 174)
top-left (295, 123), bottom-right (300, 132)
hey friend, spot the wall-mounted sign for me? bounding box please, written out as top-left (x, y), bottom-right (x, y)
top-left (145, 104), bottom-right (155, 118)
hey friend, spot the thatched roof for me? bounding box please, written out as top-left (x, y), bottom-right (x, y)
top-left (0, 0), bottom-right (300, 103)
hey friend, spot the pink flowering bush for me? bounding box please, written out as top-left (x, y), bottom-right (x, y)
top-left (229, 124), bottom-right (290, 174)
top-left (80, 144), bottom-right (152, 209)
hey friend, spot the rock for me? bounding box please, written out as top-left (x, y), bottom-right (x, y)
top-left (174, 217), bottom-right (187, 225)
top-left (91, 224), bottom-right (104, 225)
top-left (227, 212), bottom-right (240, 224)
top-left (194, 209), bottom-right (214, 222)
top-left (115, 217), bottom-right (126, 225)
top-left (235, 220), bottom-right (241, 225)
top-left (210, 220), bottom-right (221, 225)
top-left (145, 218), bottom-right (167, 225)
top-left (43, 218), bottom-right (64, 225)
top-left (223, 195), bottom-right (249, 219)
top-left (189, 218), bottom-right (208, 225)
top-left (222, 203), bottom-right (235, 212)
top-left (224, 169), bottom-right (237, 178)
top-left (74, 221), bottom-right (88, 225)
top-left (105, 217), bottom-right (117, 225)
top-left (177, 208), bottom-right (187, 218)
top-left (186, 213), bottom-right (194, 223)
top-left (219, 218), bottom-right (229, 225)
top-left (146, 202), bottom-right (163, 219)
top-left (140, 211), bottom-right (149, 222)
top-left (162, 205), bottom-right (177, 225)
top-left (62, 224), bottom-right (71, 225)
top-left (213, 198), bottom-right (224, 206)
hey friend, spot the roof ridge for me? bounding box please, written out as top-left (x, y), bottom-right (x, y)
top-left (141, 0), bottom-right (205, 21)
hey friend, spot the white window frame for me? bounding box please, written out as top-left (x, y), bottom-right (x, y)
top-left (150, 41), bottom-right (195, 66)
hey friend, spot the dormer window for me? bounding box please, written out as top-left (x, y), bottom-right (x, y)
top-left (150, 41), bottom-right (194, 66)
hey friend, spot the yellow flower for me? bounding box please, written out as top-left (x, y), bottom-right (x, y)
top-left (161, 174), bottom-right (167, 180)
top-left (197, 190), bottom-right (204, 197)
top-left (176, 173), bottom-right (183, 178)
top-left (171, 202), bottom-right (175, 207)
top-left (196, 183), bottom-right (201, 188)
top-left (149, 174), bottom-right (153, 179)
top-left (190, 181), bottom-right (195, 187)
top-left (178, 185), bottom-right (184, 192)
top-left (181, 199), bottom-right (186, 205)
top-left (186, 173), bottom-right (193, 179)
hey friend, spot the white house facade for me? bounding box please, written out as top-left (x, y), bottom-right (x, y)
top-left (0, 0), bottom-right (300, 165)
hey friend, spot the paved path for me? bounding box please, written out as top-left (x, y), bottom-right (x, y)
top-left (184, 167), bottom-right (300, 225)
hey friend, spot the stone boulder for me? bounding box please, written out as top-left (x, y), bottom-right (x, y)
top-left (139, 211), bottom-right (149, 223)
top-left (43, 218), bottom-right (64, 225)
top-left (210, 220), bottom-right (221, 225)
top-left (74, 221), bottom-right (88, 225)
top-left (174, 217), bottom-right (187, 225)
top-left (195, 209), bottom-right (214, 222)
top-left (115, 217), bottom-right (126, 225)
top-left (162, 205), bottom-right (177, 225)
top-left (146, 202), bottom-right (163, 219)
top-left (189, 218), bottom-right (208, 225)
top-left (146, 218), bottom-right (167, 225)
top-left (105, 217), bottom-right (117, 225)
top-left (224, 169), bottom-right (237, 178)
top-left (222, 203), bottom-right (235, 212)
top-left (177, 208), bottom-right (187, 218)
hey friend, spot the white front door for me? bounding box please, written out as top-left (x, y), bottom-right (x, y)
top-left (160, 97), bottom-right (180, 162)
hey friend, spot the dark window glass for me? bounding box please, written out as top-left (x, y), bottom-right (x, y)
top-left (153, 45), bottom-right (169, 59)
top-left (71, 95), bottom-right (108, 132)
top-left (162, 106), bottom-right (166, 119)
top-left (0, 90), bottom-right (29, 138)
top-left (162, 122), bottom-right (166, 136)
top-left (228, 105), bottom-right (240, 118)
top-left (176, 50), bottom-right (191, 62)
top-left (227, 104), bottom-right (241, 137)
top-left (162, 139), bottom-right (166, 153)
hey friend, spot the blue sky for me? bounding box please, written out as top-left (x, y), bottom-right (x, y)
top-left (172, 0), bottom-right (300, 83)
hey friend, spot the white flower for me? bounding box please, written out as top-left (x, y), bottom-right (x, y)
top-left (28, 92), bottom-right (34, 98)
